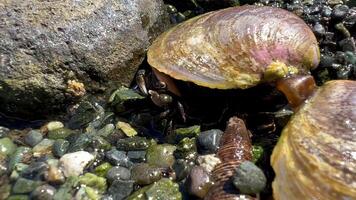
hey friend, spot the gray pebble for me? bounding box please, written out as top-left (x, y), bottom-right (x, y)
top-left (106, 166), bottom-right (131, 183)
top-left (332, 4), bottom-right (349, 19)
top-left (24, 130), bottom-right (43, 147)
top-left (31, 184), bottom-right (56, 200)
top-left (52, 139), bottom-right (69, 157)
top-left (107, 179), bottom-right (135, 200)
top-left (233, 161), bottom-right (267, 195)
top-left (105, 149), bottom-right (133, 168)
top-left (197, 129), bottom-right (223, 154)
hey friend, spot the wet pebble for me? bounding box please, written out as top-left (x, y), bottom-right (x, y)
top-left (127, 150), bottom-right (146, 163)
top-left (196, 154), bottom-right (221, 173)
top-left (197, 129), bottom-right (223, 154)
top-left (91, 136), bottom-right (112, 151)
top-left (116, 121), bottom-right (137, 137)
top-left (107, 179), bottom-right (135, 200)
top-left (10, 163), bottom-right (29, 181)
top-left (116, 136), bottom-right (155, 151)
top-left (94, 162), bottom-right (112, 177)
top-left (21, 161), bottom-right (48, 179)
top-left (174, 137), bottom-right (197, 161)
top-left (106, 166), bottom-right (131, 183)
top-left (32, 139), bottom-right (54, 157)
top-left (59, 151), bottom-right (94, 177)
top-left (66, 133), bottom-right (91, 152)
top-left (12, 177), bottom-right (42, 194)
top-left (45, 165), bottom-right (65, 184)
top-left (313, 22), bottom-right (326, 36)
top-left (79, 173), bottom-right (107, 194)
top-left (173, 159), bottom-right (195, 181)
top-left (105, 149), bottom-right (133, 168)
top-left (24, 130), bottom-right (42, 147)
top-left (131, 163), bottom-right (162, 185)
top-left (52, 139), bottom-right (69, 157)
top-left (146, 144), bottom-right (176, 168)
top-left (233, 161), bottom-right (267, 195)
top-left (47, 128), bottom-right (74, 140)
top-left (31, 184), bottom-right (56, 200)
top-left (0, 137), bottom-right (17, 156)
top-left (97, 124), bottom-right (115, 138)
top-left (45, 121), bottom-right (64, 132)
top-left (332, 4), bottom-right (349, 19)
top-left (0, 126), bottom-right (10, 138)
top-left (0, 154), bottom-right (7, 176)
top-left (9, 147), bottom-right (31, 170)
top-left (186, 166), bottom-right (213, 198)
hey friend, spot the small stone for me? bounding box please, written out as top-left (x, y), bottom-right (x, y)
top-left (327, 0), bottom-right (343, 6)
top-left (66, 133), bottom-right (92, 152)
top-left (31, 184), bottom-right (56, 200)
top-left (0, 126), bottom-right (10, 138)
top-left (345, 51), bottom-right (356, 65)
top-left (339, 38), bottom-right (356, 52)
top-left (108, 179), bottom-right (135, 200)
top-left (45, 165), bottom-right (65, 184)
top-left (59, 151), bottom-right (94, 177)
top-left (322, 6), bottom-right (332, 17)
top-left (116, 137), bottom-right (155, 151)
top-left (52, 139), bottom-right (69, 157)
top-left (94, 162), bottom-right (112, 177)
top-left (313, 23), bottom-right (326, 36)
top-left (84, 186), bottom-right (101, 200)
top-left (106, 166), bottom-right (131, 183)
top-left (92, 136), bottom-right (112, 151)
top-left (12, 178), bottom-right (42, 194)
top-left (109, 86), bottom-right (145, 113)
top-left (0, 137), bottom-right (17, 156)
top-left (127, 151), bottom-right (146, 163)
top-left (24, 130), bottom-right (43, 147)
top-left (53, 176), bottom-right (79, 200)
top-left (116, 121), bottom-right (138, 137)
top-left (197, 129), bottom-right (223, 154)
top-left (7, 195), bottom-right (29, 200)
top-left (186, 166), bottom-right (213, 198)
top-left (173, 159), bottom-right (195, 181)
top-left (21, 161), bottom-right (48, 179)
top-left (131, 163), bottom-right (162, 185)
top-left (97, 124), bottom-right (115, 138)
top-left (252, 145), bottom-right (264, 163)
top-left (46, 121), bottom-right (64, 132)
top-left (9, 147), bottom-right (31, 170)
top-left (32, 139), bottom-right (54, 157)
top-left (10, 163), bottom-right (29, 181)
top-left (174, 137), bottom-right (197, 161)
top-left (146, 144), bottom-right (176, 168)
top-left (233, 161), bottom-right (267, 195)
top-left (332, 4), bottom-right (349, 19)
top-left (174, 125), bottom-right (200, 142)
top-left (196, 154), bottom-right (221, 173)
top-left (105, 149), bottom-right (132, 168)
top-left (48, 128), bottom-right (74, 140)
top-left (127, 178), bottom-right (181, 200)
top-left (79, 173), bottom-right (107, 194)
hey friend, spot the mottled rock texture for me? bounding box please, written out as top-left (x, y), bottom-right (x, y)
top-left (0, 0), bottom-right (169, 117)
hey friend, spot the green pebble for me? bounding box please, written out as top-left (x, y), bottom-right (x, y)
top-left (53, 176), bottom-right (79, 200)
top-left (52, 139), bottom-right (69, 157)
top-left (9, 147), bottom-right (31, 170)
top-left (85, 186), bottom-right (101, 200)
top-left (92, 136), bottom-right (112, 151)
top-left (79, 173), bottom-right (107, 194)
top-left (7, 195), bottom-right (30, 200)
top-left (252, 145), bottom-right (264, 163)
top-left (109, 86), bottom-right (145, 112)
top-left (10, 163), bottom-right (29, 181)
top-left (174, 137), bottom-right (197, 161)
top-left (233, 161), bottom-right (267, 195)
top-left (48, 128), bottom-right (74, 140)
top-left (117, 137), bottom-right (156, 151)
top-left (97, 124), bottom-right (115, 138)
top-left (127, 178), bottom-right (182, 200)
top-left (12, 178), bottom-right (42, 194)
top-left (94, 162), bottom-right (112, 177)
top-left (174, 125), bottom-right (200, 142)
top-left (146, 144), bottom-right (176, 168)
top-left (0, 137), bottom-right (17, 156)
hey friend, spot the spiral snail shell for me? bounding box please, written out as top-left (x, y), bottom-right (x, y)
top-left (147, 5), bottom-right (319, 91)
top-left (271, 80), bottom-right (356, 200)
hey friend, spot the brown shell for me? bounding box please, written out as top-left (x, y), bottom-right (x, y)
top-left (205, 117), bottom-right (254, 200)
top-left (148, 5), bottom-right (319, 89)
top-left (271, 80), bottom-right (356, 200)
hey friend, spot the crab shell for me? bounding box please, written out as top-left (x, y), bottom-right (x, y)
top-left (271, 80), bottom-right (356, 200)
top-left (147, 5), bottom-right (320, 90)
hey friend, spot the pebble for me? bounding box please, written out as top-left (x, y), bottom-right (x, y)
top-left (12, 177), bottom-right (42, 194)
top-left (131, 163), bottom-right (162, 185)
top-left (97, 123), bottom-right (115, 138)
top-left (197, 129), bottom-right (223, 154)
top-left (313, 22), bottom-right (326, 36)
top-left (174, 125), bottom-right (200, 142)
top-left (173, 159), bottom-right (195, 181)
top-left (79, 173), bottom-right (107, 194)
top-left (106, 166), bottom-right (131, 183)
top-left (116, 121), bottom-right (137, 137)
top-left (47, 128), bottom-right (74, 140)
top-left (0, 126), bottom-right (10, 138)
top-left (66, 133), bottom-right (91, 152)
top-left (53, 176), bottom-right (79, 200)
top-left (332, 4), bottom-right (349, 19)
top-left (31, 184), bottom-right (56, 200)
top-left (92, 136), bottom-right (112, 151)
top-left (32, 139), bottom-right (54, 157)
top-left (94, 162), bottom-right (112, 177)
top-left (0, 137), bottom-right (17, 156)
top-left (127, 150), bottom-right (146, 163)
top-left (7, 195), bottom-right (29, 200)
top-left (0, 154), bottom-right (7, 176)
top-left (116, 136), bottom-right (155, 151)
top-left (126, 178), bottom-right (182, 200)
top-left (146, 144), bottom-right (176, 168)
top-left (24, 130), bottom-right (43, 147)
top-left (45, 165), bottom-right (65, 184)
top-left (107, 179), bottom-right (135, 200)
top-left (10, 163), bottom-right (29, 181)
top-left (52, 139), bottom-right (69, 157)
top-left (196, 154), bottom-right (221, 173)
top-left (8, 147), bottom-right (31, 170)
top-left (59, 151), bottom-right (94, 177)
top-left (21, 161), bottom-right (48, 179)
top-left (186, 166), bottom-right (213, 198)
top-left (233, 161), bottom-right (267, 195)
top-left (45, 121), bottom-right (64, 132)
top-left (105, 149), bottom-right (133, 168)
top-left (174, 137), bottom-right (197, 161)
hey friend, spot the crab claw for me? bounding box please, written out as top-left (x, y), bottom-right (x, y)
top-left (136, 69), bottom-right (148, 95)
top-left (148, 90), bottom-right (173, 108)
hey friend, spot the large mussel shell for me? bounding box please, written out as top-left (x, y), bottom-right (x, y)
top-left (271, 80), bottom-right (356, 200)
top-left (148, 5), bottom-right (319, 89)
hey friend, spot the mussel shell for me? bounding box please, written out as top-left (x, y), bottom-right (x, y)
top-left (148, 5), bottom-right (319, 89)
top-left (271, 80), bottom-right (356, 200)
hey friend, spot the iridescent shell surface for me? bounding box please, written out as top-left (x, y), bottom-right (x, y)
top-left (148, 5), bottom-right (320, 89)
top-left (271, 80), bottom-right (356, 200)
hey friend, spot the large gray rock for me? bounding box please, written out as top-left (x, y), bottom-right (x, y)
top-left (0, 0), bottom-right (169, 117)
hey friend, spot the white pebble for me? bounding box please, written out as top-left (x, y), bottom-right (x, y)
top-left (46, 121), bottom-right (64, 131)
top-left (59, 151), bottom-right (94, 177)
